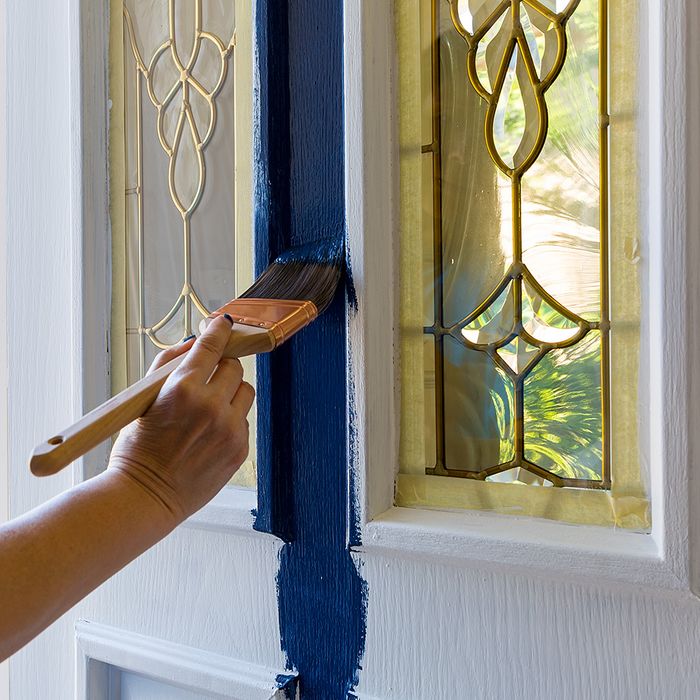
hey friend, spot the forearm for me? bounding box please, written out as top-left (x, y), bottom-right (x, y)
top-left (0, 469), bottom-right (176, 660)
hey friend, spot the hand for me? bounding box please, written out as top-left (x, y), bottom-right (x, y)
top-left (109, 315), bottom-right (255, 524)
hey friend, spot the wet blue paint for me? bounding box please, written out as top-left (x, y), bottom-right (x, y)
top-left (253, 1), bottom-right (367, 697)
top-left (253, 0), bottom-right (292, 537)
top-left (273, 237), bottom-right (344, 265)
top-left (276, 673), bottom-right (299, 699)
top-left (344, 244), bottom-right (358, 314)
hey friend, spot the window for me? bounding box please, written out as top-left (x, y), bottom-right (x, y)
top-left (397, 0), bottom-right (649, 528)
top-left (109, 0), bottom-right (256, 486)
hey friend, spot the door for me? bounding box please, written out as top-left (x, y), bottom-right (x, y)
top-left (6, 1), bottom-right (700, 700)
top-left (7, 0), bottom-right (348, 697)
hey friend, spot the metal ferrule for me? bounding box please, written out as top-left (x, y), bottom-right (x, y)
top-left (209, 298), bottom-right (319, 347)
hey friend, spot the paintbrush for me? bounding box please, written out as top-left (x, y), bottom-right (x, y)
top-left (30, 240), bottom-right (343, 477)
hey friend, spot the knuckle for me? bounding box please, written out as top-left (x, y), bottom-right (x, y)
top-left (195, 335), bottom-right (222, 357)
top-left (169, 376), bottom-right (200, 404)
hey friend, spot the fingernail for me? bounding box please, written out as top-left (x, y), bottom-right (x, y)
top-left (182, 334), bottom-right (196, 343)
top-left (223, 313), bottom-right (234, 325)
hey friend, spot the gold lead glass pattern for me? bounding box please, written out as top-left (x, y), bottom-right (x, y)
top-left (121, 0), bottom-right (241, 378)
top-left (422, 0), bottom-right (609, 488)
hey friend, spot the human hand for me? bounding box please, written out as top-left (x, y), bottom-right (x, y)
top-left (109, 315), bottom-right (255, 524)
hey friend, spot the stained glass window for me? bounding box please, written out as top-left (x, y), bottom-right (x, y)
top-left (397, 0), bottom-right (649, 527)
top-left (109, 0), bottom-right (256, 486)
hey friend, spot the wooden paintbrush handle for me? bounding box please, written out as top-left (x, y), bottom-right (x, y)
top-left (30, 325), bottom-right (276, 477)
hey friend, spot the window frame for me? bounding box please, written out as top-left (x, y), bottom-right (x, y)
top-left (346, 0), bottom-right (700, 591)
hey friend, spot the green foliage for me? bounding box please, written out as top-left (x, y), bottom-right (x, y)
top-left (524, 334), bottom-right (603, 480)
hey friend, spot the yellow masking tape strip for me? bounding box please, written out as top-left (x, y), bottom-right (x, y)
top-left (397, 473), bottom-right (651, 530)
top-left (109, 0), bottom-right (127, 395)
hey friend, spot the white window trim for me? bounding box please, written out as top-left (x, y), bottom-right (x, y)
top-left (75, 620), bottom-right (297, 699)
top-left (345, 0), bottom-right (700, 592)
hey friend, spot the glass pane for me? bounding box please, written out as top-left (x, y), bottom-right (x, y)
top-left (440, 22), bottom-right (511, 326)
top-left (521, 0), bottom-right (601, 322)
top-left (524, 332), bottom-right (603, 481)
top-left (435, 0), bottom-right (605, 486)
top-left (112, 0), bottom-right (256, 488)
top-left (122, 0), bottom-right (237, 367)
top-left (397, 0), bottom-right (648, 528)
top-left (444, 337), bottom-right (515, 472)
top-left (404, 0), bottom-right (614, 489)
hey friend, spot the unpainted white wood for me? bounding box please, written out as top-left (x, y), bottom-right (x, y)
top-left (643, 0), bottom-right (690, 587)
top-left (74, 0), bottom-right (112, 483)
top-left (79, 526), bottom-right (286, 677)
top-left (185, 487), bottom-right (258, 534)
top-left (0, 0), bottom-right (9, 695)
top-left (685, 0), bottom-right (700, 598)
top-left (344, 0), bottom-right (398, 530)
top-left (356, 552), bottom-right (700, 700)
top-left (361, 507), bottom-right (678, 589)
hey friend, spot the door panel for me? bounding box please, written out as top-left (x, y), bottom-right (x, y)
top-left (347, 0), bottom-right (700, 698)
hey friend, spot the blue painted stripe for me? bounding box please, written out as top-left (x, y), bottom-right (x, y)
top-left (252, 0), bottom-right (293, 537)
top-left (253, 1), bottom-right (367, 697)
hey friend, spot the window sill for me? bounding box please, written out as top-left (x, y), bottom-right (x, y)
top-left (184, 486), bottom-right (271, 538)
top-left (355, 506), bottom-right (685, 590)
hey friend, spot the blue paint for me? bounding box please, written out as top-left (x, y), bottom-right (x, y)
top-left (273, 237), bottom-right (344, 265)
top-left (344, 242), bottom-right (358, 313)
top-left (253, 0), bottom-right (292, 537)
top-left (253, 1), bottom-right (368, 697)
top-left (275, 673), bottom-right (299, 699)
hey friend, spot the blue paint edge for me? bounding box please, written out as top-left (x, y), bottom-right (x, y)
top-left (252, 0), bottom-right (293, 538)
top-left (252, 1), bottom-right (368, 696)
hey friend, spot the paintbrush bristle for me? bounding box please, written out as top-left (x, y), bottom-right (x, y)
top-left (240, 239), bottom-right (343, 313)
